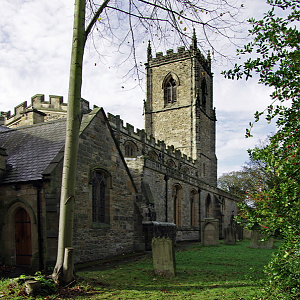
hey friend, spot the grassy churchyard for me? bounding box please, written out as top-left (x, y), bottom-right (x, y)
top-left (0, 240), bottom-right (278, 299)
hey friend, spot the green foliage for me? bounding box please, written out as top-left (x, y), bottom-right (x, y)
top-left (223, 0), bottom-right (300, 297)
top-left (33, 271), bottom-right (57, 294)
top-left (218, 149), bottom-right (273, 201)
top-left (264, 239), bottom-right (300, 299)
top-left (0, 272), bottom-right (57, 299)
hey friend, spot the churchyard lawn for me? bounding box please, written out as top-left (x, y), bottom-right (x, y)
top-left (0, 240), bottom-right (278, 299)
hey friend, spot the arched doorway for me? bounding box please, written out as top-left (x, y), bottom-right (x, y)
top-left (14, 208), bottom-right (32, 265)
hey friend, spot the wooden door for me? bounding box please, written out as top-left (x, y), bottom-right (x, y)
top-left (15, 208), bottom-right (32, 265)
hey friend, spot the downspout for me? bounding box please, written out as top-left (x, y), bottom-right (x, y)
top-left (34, 180), bottom-right (44, 271)
top-left (164, 174), bottom-right (169, 222)
top-left (198, 187), bottom-right (201, 242)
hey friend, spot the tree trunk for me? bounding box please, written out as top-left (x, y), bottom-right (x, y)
top-left (52, 0), bottom-right (86, 285)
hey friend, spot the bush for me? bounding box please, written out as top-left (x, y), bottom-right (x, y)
top-left (264, 239), bottom-right (300, 299)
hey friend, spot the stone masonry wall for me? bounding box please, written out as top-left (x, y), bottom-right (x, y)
top-left (72, 108), bottom-right (140, 263)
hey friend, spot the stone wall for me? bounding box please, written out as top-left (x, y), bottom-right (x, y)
top-left (72, 108), bottom-right (141, 263)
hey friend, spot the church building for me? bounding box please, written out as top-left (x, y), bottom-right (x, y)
top-left (0, 37), bottom-right (239, 270)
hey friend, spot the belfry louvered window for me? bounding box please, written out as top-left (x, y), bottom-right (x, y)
top-left (164, 77), bottom-right (177, 105)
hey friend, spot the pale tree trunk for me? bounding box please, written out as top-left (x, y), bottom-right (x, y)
top-left (52, 0), bottom-right (86, 285)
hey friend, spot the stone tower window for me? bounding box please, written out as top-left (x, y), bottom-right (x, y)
top-left (201, 78), bottom-right (207, 111)
top-left (164, 77), bottom-right (177, 105)
top-left (92, 170), bottom-right (111, 224)
top-left (124, 141), bottom-right (138, 157)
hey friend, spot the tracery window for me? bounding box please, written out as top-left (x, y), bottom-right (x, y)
top-left (167, 159), bottom-right (176, 168)
top-left (190, 190), bottom-right (197, 226)
top-left (173, 184), bottom-right (182, 226)
top-left (124, 141), bottom-right (138, 157)
top-left (201, 78), bottom-right (207, 111)
top-left (164, 77), bottom-right (177, 105)
top-left (92, 170), bottom-right (110, 224)
top-left (148, 150), bottom-right (158, 161)
top-left (205, 194), bottom-right (212, 218)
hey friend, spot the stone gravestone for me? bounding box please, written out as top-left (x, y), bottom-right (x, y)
top-left (224, 227), bottom-right (236, 245)
top-left (152, 237), bottom-right (176, 277)
top-left (250, 230), bottom-right (274, 249)
top-left (201, 218), bottom-right (219, 246)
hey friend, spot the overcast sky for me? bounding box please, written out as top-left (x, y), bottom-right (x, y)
top-left (0, 0), bottom-right (277, 177)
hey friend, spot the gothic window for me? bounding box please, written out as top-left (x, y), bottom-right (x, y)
top-left (92, 170), bottom-right (111, 224)
top-left (205, 194), bottom-right (212, 218)
top-left (148, 150), bottom-right (158, 161)
top-left (124, 141), bottom-right (138, 157)
top-left (181, 166), bottom-right (189, 175)
top-left (190, 190), bottom-right (197, 226)
top-left (173, 184), bottom-right (182, 226)
top-left (164, 77), bottom-right (177, 105)
top-left (166, 159), bottom-right (176, 168)
top-left (201, 78), bottom-right (207, 111)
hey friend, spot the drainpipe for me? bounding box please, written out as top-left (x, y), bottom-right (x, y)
top-left (164, 174), bottom-right (169, 222)
top-left (198, 187), bottom-right (201, 242)
top-left (34, 180), bottom-right (44, 271)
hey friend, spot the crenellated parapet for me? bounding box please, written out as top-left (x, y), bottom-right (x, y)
top-left (0, 94), bottom-right (91, 128)
top-left (146, 45), bottom-right (211, 75)
top-left (107, 112), bottom-right (198, 176)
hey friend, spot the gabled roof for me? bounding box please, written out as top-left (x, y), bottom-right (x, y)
top-left (0, 119), bottom-right (66, 183)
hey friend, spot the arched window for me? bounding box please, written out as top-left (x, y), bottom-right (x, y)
top-left (173, 184), bottom-right (182, 226)
top-left (181, 166), bottom-right (189, 175)
top-left (124, 141), bottom-right (138, 157)
top-left (201, 78), bottom-right (207, 111)
top-left (148, 150), bottom-right (158, 161)
top-left (164, 77), bottom-right (177, 105)
top-left (190, 190), bottom-right (197, 226)
top-left (205, 194), bottom-right (212, 218)
top-left (167, 159), bottom-right (176, 168)
top-left (92, 170), bottom-right (111, 224)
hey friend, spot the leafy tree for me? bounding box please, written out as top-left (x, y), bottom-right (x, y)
top-left (53, 0), bottom-right (245, 285)
top-left (218, 156), bottom-right (272, 201)
top-left (223, 0), bottom-right (300, 297)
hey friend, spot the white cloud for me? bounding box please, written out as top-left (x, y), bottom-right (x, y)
top-left (0, 0), bottom-right (278, 177)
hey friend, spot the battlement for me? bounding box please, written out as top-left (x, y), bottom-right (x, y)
top-left (0, 95), bottom-right (91, 127)
top-left (147, 45), bottom-right (211, 74)
top-left (107, 112), bottom-right (196, 168)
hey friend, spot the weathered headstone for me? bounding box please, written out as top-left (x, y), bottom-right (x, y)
top-left (152, 237), bottom-right (176, 277)
top-left (250, 230), bottom-right (274, 249)
top-left (224, 227), bottom-right (236, 245)
top-left (201, 218), bottom-right (219, 246)
top-left (143, 221), bottom-right (176, 251)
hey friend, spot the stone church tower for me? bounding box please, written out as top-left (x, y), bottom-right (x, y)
top-left (144, 32), bottom-right (217, 186)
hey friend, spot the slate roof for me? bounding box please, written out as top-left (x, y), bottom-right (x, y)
top-left (0, 119), bottom-right (66, 183)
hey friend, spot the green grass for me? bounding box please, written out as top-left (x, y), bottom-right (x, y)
top-left (0, 240), bottom-right (278, 299)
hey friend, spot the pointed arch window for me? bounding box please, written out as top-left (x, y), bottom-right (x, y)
top-left (190, 190), bottom-right (197, 226)
top-left (164, 77), bottom-right (177, 105)
top-left (124, 141), bottom-right (138, 157)
top-left (205, 194), bottom-right (212, 218)
top-left (173, 184), bottom-right (182, 226)
top-left (92, 170), bottom-right (111, 224)
top-left (201, 78), bottom-right (207, 111)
